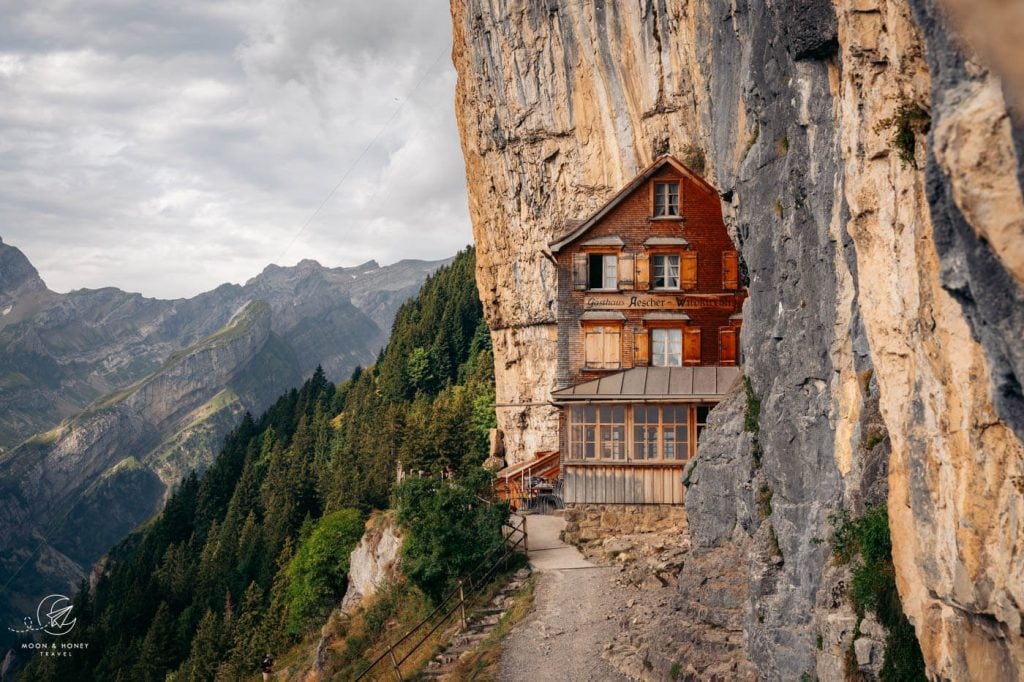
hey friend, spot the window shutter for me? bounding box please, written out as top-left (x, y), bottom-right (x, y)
top-left (634, 253), bottom-right (650, 290)
top-left (573, 253), bottom-right (588, 290)
top-left (584, 328), bottom-right (602, 367)
top-left (683, 327), bottom-right (701, 365)
top-left (618, 254), bottom-right (635, 289)
top-left (681, 252), bottom-right (698, 289)
top-left (719, 327), bottom-right (738, 365)
top-left (722, 251), bottom-right (739, 289)
top-left (634, 329), bottom-right (650, 366)
top-left (605, 327), bottom-right (621, 368)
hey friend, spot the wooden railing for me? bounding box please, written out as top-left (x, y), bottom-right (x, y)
top-left (494, 450), bottom-right (562, 511)
top-left (354, 513), bottom-right (528, 681)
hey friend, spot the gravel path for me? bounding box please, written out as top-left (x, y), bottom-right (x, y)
top-left (498, 516), bottom-right (633, 682)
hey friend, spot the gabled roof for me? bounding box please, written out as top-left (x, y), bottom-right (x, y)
top-left (549, 154), bottom-right (717, 253)
top-left (551, 366), bottom-right (740, 402)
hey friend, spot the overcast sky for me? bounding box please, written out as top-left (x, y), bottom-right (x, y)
top-left (0, 0), bottom-right (471, 299)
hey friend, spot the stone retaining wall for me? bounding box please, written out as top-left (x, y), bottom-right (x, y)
top-left (562, 503), bottom-right (688, 545)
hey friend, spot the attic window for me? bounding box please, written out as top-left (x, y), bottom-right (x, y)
top-left (654, 181), bottom-right (680, 216)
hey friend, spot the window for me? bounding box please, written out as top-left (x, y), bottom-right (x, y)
top-left (696, 405), bottom-right (711, 447)
top-left (587, 253), bottom-right (618, 290)
top-left (584, 325), bottom-right (621, 370)
top-left (633, 406), bottom-right (659, 460)
top-left (652, 254), bottom-right (680, 289)
top-left (571, 405), bottom-right (704, 462)
top-left (569, 405), bottom-right (625, 460)
top-left (654, 182), bottom-right (680, 216)
top-left (661, 405), bottom-right (689, 460)
top-left (651, 328), bottom-right (683, 367)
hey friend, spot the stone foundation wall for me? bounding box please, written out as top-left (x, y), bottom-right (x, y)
top-left (562, 504), bottom-right (688, 545)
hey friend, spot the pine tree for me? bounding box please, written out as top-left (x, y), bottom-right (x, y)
top-left (134, 602), bottom-right (178, 682)
top-left (227, 582), bottom-right (266, 677)
top-left (180, 609), bottom-right (223, 682)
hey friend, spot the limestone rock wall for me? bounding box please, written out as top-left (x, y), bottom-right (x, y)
top-left (451, 0), bottom-right (1024, 678)
top-left (451, 0), bottom-right (705, 462)
top-left (341, 513), bottom-right (403, 615)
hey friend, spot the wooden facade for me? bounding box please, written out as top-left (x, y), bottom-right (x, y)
top-left (563, 463), bottom-right (686, 505)
top-left (549, 155), bottom-right (746, 506)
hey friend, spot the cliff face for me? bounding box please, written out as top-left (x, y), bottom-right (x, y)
top-left (451, 1), bottom-right (705, 459)
top-left (451, 1), bottom-right (1024, 678)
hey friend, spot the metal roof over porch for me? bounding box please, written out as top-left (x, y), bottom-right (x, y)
top-left (551, 365), bottom-right (741, 402)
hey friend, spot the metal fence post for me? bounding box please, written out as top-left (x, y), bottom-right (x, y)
top-left (458, 580), bottom-right (467, 630)
top-left (387, 643), bottom-right (403, 681)
top-left (523, 515), bottom-right (528, 553)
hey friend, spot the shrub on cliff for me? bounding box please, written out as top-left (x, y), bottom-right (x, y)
top-left (395, 468), bottom-right (508, 603)
top-left (831, 505), bottom-right (926, 681)
top-left (285, 508), bottom-right (365, 634)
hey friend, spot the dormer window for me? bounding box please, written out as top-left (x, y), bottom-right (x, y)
top-left (588, 253), bottom-right (618, 290)
top-left (653, 181), bottom-right (680, 216)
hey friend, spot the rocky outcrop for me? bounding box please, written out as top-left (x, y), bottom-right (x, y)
top-left (451, 1), bottom-right (1024, 679)
top-left (340, 513), bottom-right (403, 615)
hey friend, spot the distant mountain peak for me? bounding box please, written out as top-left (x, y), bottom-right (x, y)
top-left (0, 239), bottom-right (49, 299)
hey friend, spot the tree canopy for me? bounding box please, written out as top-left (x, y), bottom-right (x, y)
top-left (21, 247), bottom-right (495, 682)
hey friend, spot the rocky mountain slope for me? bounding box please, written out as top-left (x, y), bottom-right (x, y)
top-left (451, 1), bottom-right (1022, 679)
top-left (0, 239), bottom-right (445, 452)
top-left (0, 239), bottom-right (446, 647)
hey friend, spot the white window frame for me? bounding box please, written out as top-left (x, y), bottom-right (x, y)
top-left (587, 253), bottom-right (618, 290)
top-left (654, 181), bottom-right (680, 217)
top-left (651, 328), bottom-right (683, 367)
top-left (652, 254), bottom-right (681, 290)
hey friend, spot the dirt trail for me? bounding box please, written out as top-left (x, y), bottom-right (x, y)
top-left (498, 515), bottom-right (635, 682)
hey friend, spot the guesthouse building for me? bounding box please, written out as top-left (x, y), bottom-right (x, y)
top-left (549, 154), bottom-right (746, 506)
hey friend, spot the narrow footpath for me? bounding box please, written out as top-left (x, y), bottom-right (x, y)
top-left (498, 514), bottom-right (632, 682)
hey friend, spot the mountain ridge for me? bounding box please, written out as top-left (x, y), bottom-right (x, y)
top-left (0, 239), bottom-right (451, 451)
top-left (0, 240), bottom-right (450, 649)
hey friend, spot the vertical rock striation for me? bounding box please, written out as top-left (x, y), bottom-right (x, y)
top-left (451, 0), bottom-right (1024, 678)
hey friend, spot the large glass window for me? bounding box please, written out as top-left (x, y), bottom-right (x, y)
top-left (661, 405), bottom-right (689, 460)
top-left (570, 404), bottom-right (703, 462)
top-left (587, 253), bottom-right (618, 290)
top-left (632, 406), bottom-right (659, 460)
top-left (652, 254), bottom-right (680, 289)
top-left (651, 328), bottom-right (683, 367)
top-left (570, 405), bottom-right (625, 460)
top-left (654, 182), bottom-right (680, 216)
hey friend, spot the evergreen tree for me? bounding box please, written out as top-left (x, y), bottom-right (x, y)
top-left (133, 602), bottom-right (178, 682)
top-left (179, 610), bottom-right (222, 682)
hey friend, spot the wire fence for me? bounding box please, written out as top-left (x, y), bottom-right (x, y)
top-left (354, 513), bottom-right (528, 681)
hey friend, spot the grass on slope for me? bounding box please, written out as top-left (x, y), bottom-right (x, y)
top-left (90, 300), bottom-right (269, 414)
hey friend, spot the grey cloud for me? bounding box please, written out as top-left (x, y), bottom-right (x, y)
top-left (0, 0), bottom-right (469, 298)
